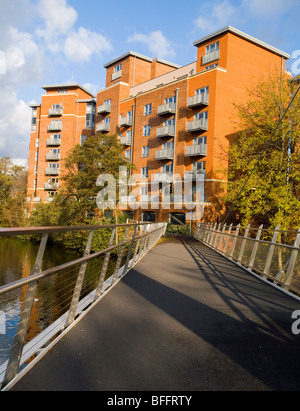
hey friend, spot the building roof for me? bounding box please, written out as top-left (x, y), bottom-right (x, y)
top-left (41, 82), bottom-right (96, 98)
top-left (103, 51), bottom-right (181, 69)
top-left (193, 26), bottom-right (290, 59)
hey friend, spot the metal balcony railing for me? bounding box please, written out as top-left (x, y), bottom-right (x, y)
top-left (186, 143), bottom-right (207, 157)
top-left (157, 102), bottom-right (176, 116)
top-left (47, 138), bottom-right (61, 146)
top-left (156, 125), bottom-right (175, 138)
top-left (44, 182), bottom-right (59, 190)
top-left (188, 93), bottom-right (209, 108)
top-left (45, 168), bottom-right (60, 176)
top-left (112, 71), bottom-right (122, 81)
top-left (202, 49), bottom-right (220, 65)
top-left (155, 148), bottom-right (174, 160)
top-left (97, 103), bottom-right (111, 114)
top-left (48, 108), bottom-right (63, 116)
top-left (0, 222), bottom-right (167, 390)
top-left (96, 122), bottom-right (110, 133)
top-left (187, 118), bottom-right (208, 132)
top-left (195, 223), bottom-right (300, 295)
top-left (47, 122), bottom-right (62, 132)
top-left (120, 136), bottom-right (132, 146)
top-left (46, 153), bottom-right (61, 161)
top-left (119, 115), bottom-right (133, 127)
top-left (153, 172), bottom-right (173, 183)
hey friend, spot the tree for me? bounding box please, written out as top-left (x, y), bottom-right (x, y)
top-left (224, 70), bottom-right (300, 230)
top-left (0, 157), bottom-right (27, 227)
top-left (30, 133), bottom-right (134, 249)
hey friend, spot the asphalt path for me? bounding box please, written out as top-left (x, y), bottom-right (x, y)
top-left (10, 235), bottom-right (300, 391)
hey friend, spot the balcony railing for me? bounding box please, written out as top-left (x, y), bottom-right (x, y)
top-left (119, 115), bottom-right (133, 127)
top-left (44, 182), bottom-right (59, 190)
top-left (97, 103), bottom-right (111, 114)
top-left (96, 122), bottom-right (110, 133)
top-left (187, 118), bottom-right (208, 132)
top-left (157, 102), bottom-right (176, 116)
top-left (112, 71), bottom-right (122, 81)
top-left (202, 49), bottom-right (220, 65)
top-left (156, 125), bottom-right (175, 138)
top-left (153, 172), bottom-right (173, 183)
top-left (120, 136), bottom-right (132, 146)
top-left (45, 168), bottom-right (60, 176)
top-left (46, 153), bottom-right (61, 161)
top-left (48, 107), bottom-right (63, 116)
top-left (186, 143), bottom-right (207, 157)
top-left (185, 169), bottom-right (206, 180)
top-left (47, 122), bottom-right (62, 131)
top-left (188, 93), bottom-right (209, 108)
top-left (155, 148), bottom-right (174, 160)
top-left (47, 138), bottom-right (61, 146)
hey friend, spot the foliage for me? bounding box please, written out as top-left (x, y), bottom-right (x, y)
top-left (166, 224), bottom-right (191, 235)
top-left (30, 133), bottom-right (134, 251)
top-left (0, 157), bottom-right (28, 227)
top-left (224, 70), bottom-right (300, 230)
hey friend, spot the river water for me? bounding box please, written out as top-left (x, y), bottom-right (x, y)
top-left (0, 237), bottom-right (83, 370)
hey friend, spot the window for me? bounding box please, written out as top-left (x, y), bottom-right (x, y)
top-left (86, 103), bottom-right (95, 129)
top-left (36, 138), bottom-right (39, 147)
top-left (143, 125), bottom-right (151, 136)
top-left (114, 64), bottom-right (122, 73)
top-left (196, 86), bottom-right (209, 96)
top-left (144, 104), bottom-right (152, 116)
top-left (162, 164), bottom-right (173, 173)
top-left (206, 41), bottom-right (219, 54)
top-left (165, 96), bottom-right (176, 104)
top-left (125, 149), bottom-right (131, 159)
top-left (195, 111), bottom-right (208, 121)
top-left (141, 167), bottom-right (149, 178)
top-left (194, 136), bottom-right (207, 145)
top-left (164, 118), bottom-right (175, 127)
top-left (142, 146), bottom-right (149, 158)
top-left (140, 186), bottom-right (148, 196)
top-left (163, 141), bottom-right (174, 150)
top-left (34, 165), bottom-right (38, 175)
top-left (205, 63), bottom-right (218, 70)
top-left (193, 161), bottom-right (206, 171)
top-left (31, 110), bottom-right (37, 132)
top-left (35, 151), bottom-right (38, 161)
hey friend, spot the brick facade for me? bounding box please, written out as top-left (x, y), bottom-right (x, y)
top-left (26, 26), bottom-right (290, 224)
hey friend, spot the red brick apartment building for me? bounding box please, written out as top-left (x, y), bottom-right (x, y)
top-left (26, 26), bottom-right (290, 224)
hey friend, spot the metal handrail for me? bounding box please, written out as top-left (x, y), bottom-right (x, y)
top-left (0, 222), bottom-right (167, 390)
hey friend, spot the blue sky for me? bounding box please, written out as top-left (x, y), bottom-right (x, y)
top-left (0, 0), bottom-right (299, 165)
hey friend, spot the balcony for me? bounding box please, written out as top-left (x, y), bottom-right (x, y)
top-left (97, 103), bottom-right (111, 114)
top-left (44, 182), bottom-right (59, 190)
top-left (96, 122), bottom-right (110, 133)
top-left (157, 102), bottom-right (176, 116)
top-left (156, 125), bottom-right (175, 138)
top-left (153, 172), bottom-right (173, 183)
top-left (155, 148), bottom-right (174, 160)
top-left (48, 107), bottom-right (63, 116)
top-left (119, 115), bottom-right (132, 127)
top-left (46, 152), bottom-right (61, 161)
top-left (188, 93), bottom-right (209, 108)
top-left (185, 169), bottom-right (206, 180)
top-left (187, 118), bottom-right (208, 133)
top-left (33, 197), bottom-right (41, 203)
top-left (120, 135), bottom-right (132, 146)
top-left (186, 143), bottom-right (207, 157)
top-left (202, 49), bottom-right (220, 65)
top-left (45, 168), bottom-right (60, 176)
top-left (47, 138), bottom-right (61, 146)
top-left (47, 121), bottom-right (62, 132)
top-left (112, 71), bottom-right (122, 81)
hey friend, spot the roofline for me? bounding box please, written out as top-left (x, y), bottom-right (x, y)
top-left (193, 26), bottom-right (290, 59)
top-left (41, 83), bottom-right (96, 98)
top-left (104, 51), bottom-right (181, 69)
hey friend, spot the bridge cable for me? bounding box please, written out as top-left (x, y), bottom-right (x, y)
top-left (222, 82), bottom-right (300, 225)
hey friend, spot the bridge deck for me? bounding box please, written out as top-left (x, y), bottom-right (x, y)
top-left (11, 235), bottom-right (300, 391)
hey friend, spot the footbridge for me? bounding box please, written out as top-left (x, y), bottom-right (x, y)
top-left (0, 222), bottom-right (300, 391)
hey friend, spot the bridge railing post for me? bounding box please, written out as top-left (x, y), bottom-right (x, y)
top-left (237, 224), bottom-right (250, 265)
top-left (2, 233), bottom-right (48, 388)
top-left (229, 224), bottom-right (240, 259)
top-left (263, 225), bottom-right (280, 278)
top-left (283, 228), bottom-right (300, 290)
top-left (122, 225), bottom-right (138, 275)
top-left (65, 230), bottom-right (94, 328)
top-left (112, 227), bottom-right (130, 284)
top-left (248, 225), bottom-right (263, 271)
top-left (222, 223), bottom-right (233, 256)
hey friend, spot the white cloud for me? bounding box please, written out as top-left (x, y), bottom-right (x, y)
top-left (37, 0), bottom-right (78, 39)
top-left (194, 0), bottom-right (239, 33)
top-left (64, 27), bottom-right (112, 63)
top-left (128, 30), bottom-right (176, 60)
